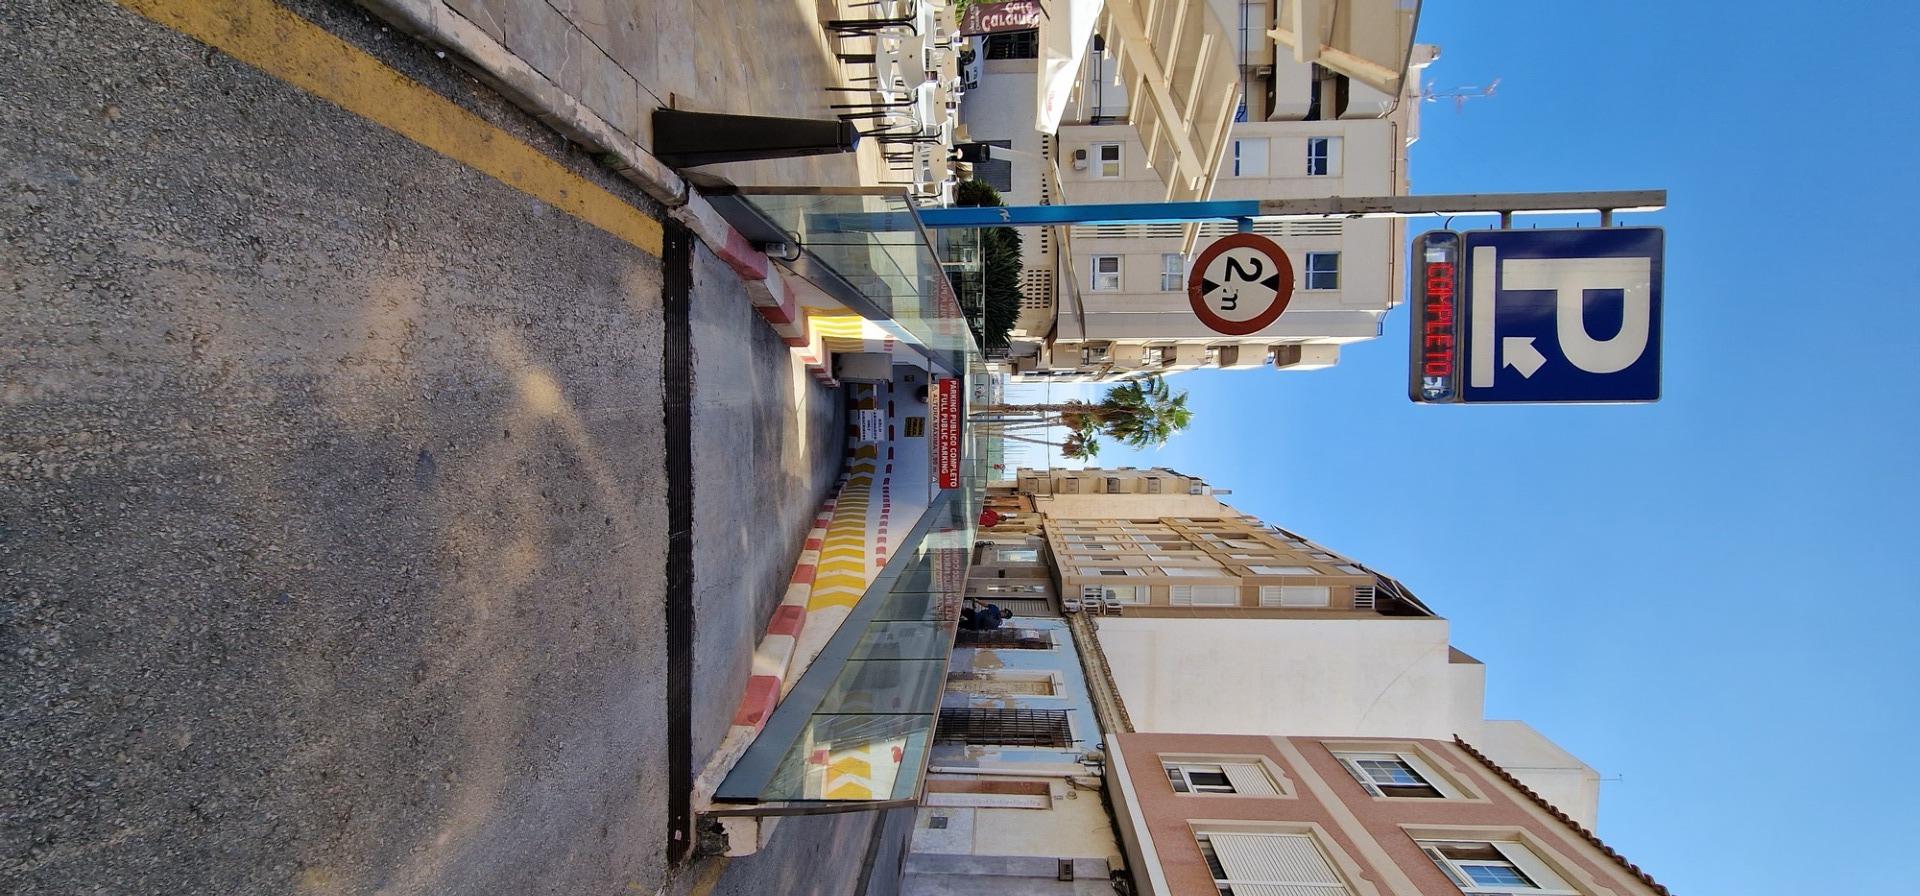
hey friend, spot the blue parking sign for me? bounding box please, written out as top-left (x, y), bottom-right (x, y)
top-left (1457, 228), bottom-right (1663, 403)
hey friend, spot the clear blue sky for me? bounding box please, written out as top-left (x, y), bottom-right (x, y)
top-left (1016, 3), bottom-right (1920, 892)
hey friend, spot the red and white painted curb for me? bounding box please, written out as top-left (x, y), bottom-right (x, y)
top-left (693, 487), bottom-right (841, 805)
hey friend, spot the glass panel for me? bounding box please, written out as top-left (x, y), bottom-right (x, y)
top-left (1464, 864), bottom-right (1531, 887)
top-left (868, 587), bottom-right (960, 622)
top-left (758, 713), bottom-right (936, 801)
top-left (1359, 758), bottom-right (1425, 786)
top-left (849, 622), bottom-right (955, 660)
top-left (817, 660), bottom-right (948, 714)
top-left (733, 192), bottom-right (976, 376)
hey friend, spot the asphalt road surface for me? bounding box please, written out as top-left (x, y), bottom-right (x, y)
top-left (1, 0), bottom-right (841, 893)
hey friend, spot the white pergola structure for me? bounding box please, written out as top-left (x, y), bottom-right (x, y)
top-left (1268, 0), bottom-right (1425, 98)
top-left (1098, 0), bottom-right (1242, 252)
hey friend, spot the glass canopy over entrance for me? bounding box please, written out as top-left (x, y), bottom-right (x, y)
top-left (703, 189), bottom-right (990, 811)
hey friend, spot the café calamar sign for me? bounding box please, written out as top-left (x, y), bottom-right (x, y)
top-left (962, 0), bottom-right (1044, 35)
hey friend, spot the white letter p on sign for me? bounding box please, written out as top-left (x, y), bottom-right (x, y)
top-left (1503, 256), bottom-right (1653, 375)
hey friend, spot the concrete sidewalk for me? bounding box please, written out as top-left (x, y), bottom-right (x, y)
top-left (363, 0), bottom-right (888, 189)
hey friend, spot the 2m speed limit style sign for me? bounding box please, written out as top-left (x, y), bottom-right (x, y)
top-left (1186, 232), bottom-right (1295, 336)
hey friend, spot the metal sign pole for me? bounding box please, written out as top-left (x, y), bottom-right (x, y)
top-left (912, 190), bottom-right (1666, 229)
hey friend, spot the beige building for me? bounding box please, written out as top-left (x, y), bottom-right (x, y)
top-left (1015, 466), bottom-right (1226, 498)
top-left (960, 4), bottom-right (1436, 381)
top-left (1044, 507), bottom-right (1417, 616)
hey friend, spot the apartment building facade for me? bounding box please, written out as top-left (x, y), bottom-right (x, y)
top-left (1106, 732), bottom-right (1669, 896)
top-left (1008, 467), bottom-right (1603, 830)
top-left (961, 4), bottom-right (1434, 382)
top-left (1016, 466), bottom-right (1226, 498)
top-left (1043, 505), bottom-right (1414, 616)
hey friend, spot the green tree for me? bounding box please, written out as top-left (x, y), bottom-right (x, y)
top-left (954, 179), bottom-right (1023, 348)
top-left (974, 375), bottom-right (1194, 457)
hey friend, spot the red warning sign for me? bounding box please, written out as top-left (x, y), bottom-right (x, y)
top-left (1186, 232), bottom-right (1296, 336)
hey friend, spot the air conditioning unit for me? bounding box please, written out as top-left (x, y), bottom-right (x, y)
top-left (1352, 584), bottom-right (1378, 610)
top-left (1072, 148), bottom-right (1089, 171)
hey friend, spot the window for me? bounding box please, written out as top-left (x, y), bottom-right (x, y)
top-left (1161, 566), bottom-right (1221, 577)
top-left (1231, 137), bottom-right (1269, 177)
top-left (1091, 255), bottom-right (1122, 291)
top-left (1090, 567), bottom-right (1137, 577)
top-left (1334, 751), bottom-right (1453, 798)
top-left (1095, 585), bottom-right (1147, 604)
top-left (946, 672), bottom-right (1057, 696)
top-left (936, 708), bottom-right (1072, 746)
top-left (1171, 585), bottom-right (1239, 606)
top-left (1417, 840), bottom-right (1577, 895)
top-left (1104, 477), bottom-right (1122, 491)
top-left (1250, 565), bottom-right (1316, 575)
top-left (1164, 759), bottom-right (1280, 795)
top-left (1304, 252), bottom-right (1340, 290)
top-left (1197, 832), bottom-right (1351, 895)
top-left (1167, 763), bottom-right (1233, 793)
top-left (954, 629), bottom-right (1054, 649)
top-left (1306, 137), bottom-right (1341, 176)
top-left (1093, 142), bottom-right (1123, 177)
top-left (1161, 253), bottom-right (1184, 291)
top-left (995, 547), bottom-right (1039, 564)
top-left (983, 29), bottom-right (1038, 59)
top-left (1259, 585), bottom-right (1330, 608)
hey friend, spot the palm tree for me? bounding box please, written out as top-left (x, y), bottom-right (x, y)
top-left (1091, 377), bottom-right (1192, 449)
top-left (1061, 428), bottom-right (1102, 460)
top-left (974, 375), bottom-right (1193, 457)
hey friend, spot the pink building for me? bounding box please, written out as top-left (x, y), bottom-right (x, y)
top-left (1107, 732), bottom-right (1669, 896)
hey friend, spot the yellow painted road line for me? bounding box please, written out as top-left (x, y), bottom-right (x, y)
top-left (118, 0), bottom-right (664, 257)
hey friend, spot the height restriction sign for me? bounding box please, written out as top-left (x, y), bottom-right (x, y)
top-left (1186, 232), bottom-right (1295, 336)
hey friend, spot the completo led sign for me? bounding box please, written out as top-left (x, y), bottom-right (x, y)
top-left (1408, 230), bottom-right (1462, 403)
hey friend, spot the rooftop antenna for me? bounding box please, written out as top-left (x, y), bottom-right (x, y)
top-left (1419, 77), bottom-right (1501, 112)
